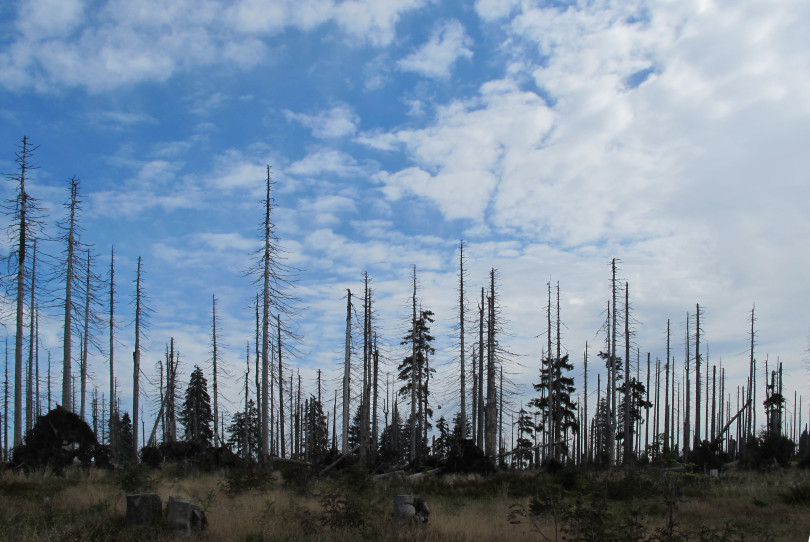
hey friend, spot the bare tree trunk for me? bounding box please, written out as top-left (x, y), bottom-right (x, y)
top-left (410, 267), bottom-right (417, 462)
top-left (278, 315), bottom-right (285, 458)
top-left (35, 309), bottom-right (40, 417)
top-left (260, 167), bottom-right (272, 462)
top-left (212, 295), bottom-right (219, 446)
top-left (608, 259), bottom-right (618, 465)
top-left (747, 306), bottom-right (756, 447)
top-left (695, 304), bottom-right (701, 449)
top-left (108, 248), bottom-right (116, 458)
top-left (664, 320), bottom-right (670, 453)
top-left (645, 353), bottom-right (651, 453)
top-left (623, 282), bottom-right (632, 463)
top-left (458, 240), bottom-right (467, 435)
top-left (4, 338), bottom-right (9, 458)
top-left (133, 256), bottom-right (142, 459)
top-left (485, 270), bottom-right (497, 459)
top-left (372, 336), bottom-right (379, 461)
top-left (26, 241), bottom-right (37, 432)
top-left (361, 274), bottom-right (370, 462)
top-left (342, 290), bottom-right (351, 454)
top-left (583, 343), bottom-right (588, 464)
top-left (683, 313), bottom-right (691, 454)
top-left (80, 250), bottom-right (92, 421)
top-left (13, 137), bottom-right (31, 446)
top-left (477, 288), bottom-right (485, 449)
top-left (471, 346), bottom-right (477, 446)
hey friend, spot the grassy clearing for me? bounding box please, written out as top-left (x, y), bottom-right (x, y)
top-left (0, 464), bottom-right (808, 541)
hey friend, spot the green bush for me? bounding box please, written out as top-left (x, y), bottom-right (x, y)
top-left (221, 462), bottom-right (275, 495)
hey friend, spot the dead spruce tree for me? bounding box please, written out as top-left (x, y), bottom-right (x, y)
top-left (246, 166), bottom-right (298, 462)
top-left (131, 256), bottom-right (152, 458)
top-left (456, 240), bottom-right (469, 437)
top-left (5, 137), bottom-right (45, 445)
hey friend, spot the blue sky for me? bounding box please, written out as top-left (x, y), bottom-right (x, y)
top-left (2, 0), bottom-right (809, 445)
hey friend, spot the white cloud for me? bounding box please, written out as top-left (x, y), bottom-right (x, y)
top-left (17, 0), bottom-right (85, 39)
top-left (286, 149), bottom-right (366, 178)
top-left (0, 0), bottom-right (427, 92)
top-left (363, 80), bottom-right (554, 221)
top-left (285, 105), bottom-right (359, 139)
top-left (397, 19), bottom-right (473, 79)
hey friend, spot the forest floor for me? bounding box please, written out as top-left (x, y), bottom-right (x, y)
top-left (0, 460), bottom-right (808, 541)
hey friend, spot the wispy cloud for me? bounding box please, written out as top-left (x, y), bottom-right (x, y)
top-left (0, 0), bottom-right (428, 92)
top-left (397, 19), bottom-right (473, 79)
top-left (285, 105), bottom-right (359, 139)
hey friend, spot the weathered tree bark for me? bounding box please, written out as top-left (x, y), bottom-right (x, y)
top-left (623, 282), bottom-right (632, 462)
top-left (343, 290), bottom-right (351, 454)
top-left (211, 295), bottom-right (219, 446)
top-left (133, 256), bottom-right (143, 458)
top-left (458, 240), bottom-right (467, 436)
top-left (664, 320), bottom-right (670, 453)
top-left (645, 353), bottom-right (651, 453)
top-left (695, 303), bottom-right (701, 450)
top-left (583, 343), bottom-right (588, 464)
top-left (372, 336), bottom-right (379, 461)
top-left (485, 270), bottom-right (497, 459)
top-left (360, 274), bottom-right (370, 462)
top-left (609, 259), bottom-right (618, 465)
top-left (261, 168), bottom-right (272, 462)
top-left (80, 250), bottom-right (91, 421)
top-left (26, 241), bottom-right (37, 432)
top-left (410, 267), bottom-right (418, 462)
top-left (13, 137), bottom-right (32, 447)
top-left (278, 315), bottom-right (285, 458)
top-left (108, 247), bottom-right (117, 458)
top-left (63, 179), bottom-right (80, 411)
top-left (683, 313), bottom-right (691, 454)
top-left (477, 288), bottom-right (485, 449)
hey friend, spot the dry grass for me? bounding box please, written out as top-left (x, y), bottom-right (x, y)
top-left (1, 464), bottom-right (809, 541)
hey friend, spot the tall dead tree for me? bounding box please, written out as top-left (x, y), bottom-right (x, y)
top-left (623, 282), bottom-right (632, 462)
top-left (609, 259), bottom-right (619, 464)
top-left (133, 257), bottom-right (143, 457)
top-left (61, 178), bottom-right (83, 412)
top-left (747, 306), bottom-right (756, 447)
top-left (80, 249), bottom-right (93, 421)
top-left (260, 170), bottom-right (272, 461)
top-left (25, 240), bottom-right (37, 432)
top-left (485, 269), bottom-right (497, 459)
top-left (131, 257), bottom-right (151, 456)
top-left (277, 315), bottom-right (285, 458)
top-left (477, 287), bottom-right (485, 448)
top-left (457, 240), bottom-right (468, 436)
top-left (210, 295), bottom-right (221, 445)
top-left (410, 266), bottom-right (418, 462)
top-left (4, 338), bottom-right (9, 458)
top-left (108, 247), bottom-right (117, 458)
top-left (683, 313), bottom-right (691, 454)
top-left (342, 290), bottom-right (351, 454)
top-left (694, 303), bottom-right (702, 449)
top-left (360, 273), bottom-right (371, 462)
top-left (583, 343), bottom-right (588, 463)
top-left (7, 137), bottom-right (43, 446)
top-left (247, 166), bottom-right (298, 461)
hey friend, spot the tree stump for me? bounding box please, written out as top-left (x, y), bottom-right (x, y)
top-left (126, 493), bottom-right (162, 526)
top-left (393, 495), bottom-right (429, 523)
top-left (168, 497), bottom-right (208, 536)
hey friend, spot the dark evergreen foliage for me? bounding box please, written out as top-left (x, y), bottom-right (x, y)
top-left (227, 398), bottom-right (260, 460)
top-left (180, 365), bottom-right (213, 447)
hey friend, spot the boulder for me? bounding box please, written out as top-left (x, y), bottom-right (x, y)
top-left (393, 495), bottom-right (429, 524)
